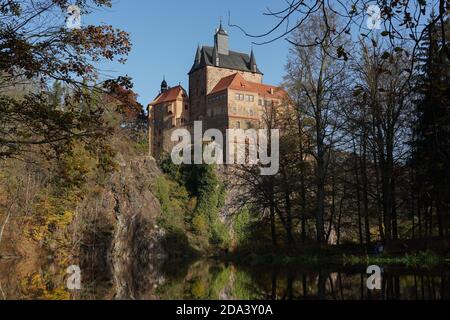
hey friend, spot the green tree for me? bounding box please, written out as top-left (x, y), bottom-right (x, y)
top-left (412, 19), bottom-right (450, 238)
top-left (0, 0), bottom-right (131, 159)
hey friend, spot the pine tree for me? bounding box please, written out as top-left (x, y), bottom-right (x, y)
top-left (412, 17), bottom-right (450, 238)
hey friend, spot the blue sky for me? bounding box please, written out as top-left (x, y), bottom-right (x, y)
top-left (84, 0), bottom-right (290, 105)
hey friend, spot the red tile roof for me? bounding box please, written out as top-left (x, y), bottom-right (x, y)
top-left (210, 73), bottom-right (287, 99)
top-left (151, 85), bottom-right (185, 105)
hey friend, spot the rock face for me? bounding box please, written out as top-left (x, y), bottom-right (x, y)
top-left (108, 156), bottom-right (167, 300)
top-left (82, 155), bottom-right (167, 299)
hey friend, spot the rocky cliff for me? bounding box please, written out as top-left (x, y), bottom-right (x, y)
top-left (79, 155), bottom-right (167, 299)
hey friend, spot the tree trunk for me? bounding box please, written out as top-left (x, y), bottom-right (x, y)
top-left (270, 204), bottom-right (277, 249)
top-left (361, 133), bottom-right (371, 245)
top-left (315, 127), bottom-right (326, 244)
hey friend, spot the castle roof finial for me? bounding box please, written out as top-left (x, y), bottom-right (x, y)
top-left (161, 76), bottom-right (168, 93)
top-left (217, 16), bottom-right (227, 35)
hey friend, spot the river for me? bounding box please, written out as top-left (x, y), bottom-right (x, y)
top-left (0, 258), bottom-right (448, 300)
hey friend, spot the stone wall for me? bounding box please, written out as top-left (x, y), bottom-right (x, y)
top-left (205, 66), bottom-right (263, 94)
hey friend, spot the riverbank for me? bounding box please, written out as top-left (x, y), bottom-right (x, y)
top-left (222, 238), bottom-right (450, 268)
top-left (222, 251), bottom-right (449, 269)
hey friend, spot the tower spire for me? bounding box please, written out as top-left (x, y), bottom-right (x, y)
top-left (217, 17), bottom-right (226, 35)
top-left (195, 44), bottom-right (201, 65)
top-left (214, 17), bottom-right (229, 55)
top-left (212, 42), bottom-right (219, 66)
top-left (250, 48), bottom-right (257, 73)
top-left (161, 76), bottom-right (168, 93)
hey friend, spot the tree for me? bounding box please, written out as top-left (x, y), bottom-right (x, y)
top-left (346, 35), bottom-right (415, 243)
top-left (412, 18), bottom-right (450, 238)
top-left (230, 1), bottom-right (449, 69)
top-left (285, 13), bottom-right (349, 243)
top-left (0, 0), bottom-right (132, 159)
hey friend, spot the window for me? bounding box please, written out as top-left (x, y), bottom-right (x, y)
top-left (258, 99), bottom-right (262, 106)
top-left (185, 104), bottom-right (188, 110)
top-left (245, 95), bottom-right (254, 102)
top-left (236, 121), bottom-right (241, 129)
top-left (235, 93), bottom-right (245, 101)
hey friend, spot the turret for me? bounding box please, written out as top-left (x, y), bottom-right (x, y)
top-left (194, 45), bottom-right (201, 67)
top-left (161, 77), bottom-right (168, 93)
top-left (214, 20), bottom-right (229, 55)
top-left (250, 48), bottom-right (258, 73)
top-left (212, 43), bottom-right (219, 66)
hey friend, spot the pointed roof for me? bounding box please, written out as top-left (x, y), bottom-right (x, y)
top-left (212, 43), bottom-right (219, 66)
top-left (189, 46), bottom-right (263, 74)
top-left (150, 85), bottom-right (187, 105)
top-left (249, 48), bottom-right (257, 72)
top-left (217, 21), bottom-right (228, 36)
top-left (195, 45), bottom-right (201, 64)
top-left (161, 76), bottom-right (167, 88)
top-left (209, 73), bottom-right (287, 99)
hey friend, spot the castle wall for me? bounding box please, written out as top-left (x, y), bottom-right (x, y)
top-left (150, 94), bottom-right (189, 157)
top-left (205, 91), bottom-right (229, 134)
top-left (227, 89), bottom-right (261, 130)
top-left (189, 68), bottom-right (207, 122)
top-left (189, 66), bottom-right (263, 131)
top-left (205, 66), bottom-right (263, 94)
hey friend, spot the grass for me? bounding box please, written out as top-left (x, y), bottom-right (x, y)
top-left (226, 249), bottom-right (448, 268)
top-left (251, 254), bottom-right (320, 266)
top-left (342, 250), bottom-right (444, 268)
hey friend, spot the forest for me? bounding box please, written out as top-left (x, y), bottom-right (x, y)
top-left (0, 0), bottom-right (448, 300)
top-left (227, 10), bottom-right (450, 257)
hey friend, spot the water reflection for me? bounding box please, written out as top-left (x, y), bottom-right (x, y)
top-left (0, 258), bottom-right (448, 300)
top-left (158, 262), bottom-right (449, 300)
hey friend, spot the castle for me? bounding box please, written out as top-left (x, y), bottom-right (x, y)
top-left (148, 22), bottom-right (286, 157)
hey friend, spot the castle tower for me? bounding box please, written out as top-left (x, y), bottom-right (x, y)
top-left (188, 22), bottom-right (264, 127)
top-left (214, 21), bottom-right (229, 55)
top-left (160, 76), bottom-right (168, 93)
top-left (148, 22), bottom-right (288, 159)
